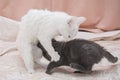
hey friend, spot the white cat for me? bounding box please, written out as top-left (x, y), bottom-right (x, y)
top-left (16, 9), bottom-right (86, 74)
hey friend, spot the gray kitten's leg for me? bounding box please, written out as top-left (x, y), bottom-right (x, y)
top-left (37, 42), bottom-right (51, 61)
top-left (46, 61), bottom-right (63, 74)
top-left (46, 57), bottom-right (68, 74)
top-left (70, 63), bottom-right (92, 74)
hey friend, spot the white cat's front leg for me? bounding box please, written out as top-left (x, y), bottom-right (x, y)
top-left (38, 38), bottom-right (60, 61)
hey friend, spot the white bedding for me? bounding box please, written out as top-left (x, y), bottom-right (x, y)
top-left (0, 16), bottom-right (120, 80)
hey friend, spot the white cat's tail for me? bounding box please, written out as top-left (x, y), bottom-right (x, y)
top-left (0, 45), bottom-right (17, 56)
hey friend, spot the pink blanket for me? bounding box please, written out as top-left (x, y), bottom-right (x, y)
top-left (0, 16), bottom-right (120, 80)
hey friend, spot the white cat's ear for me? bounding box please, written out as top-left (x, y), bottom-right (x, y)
top-left (67, 16), bottom-right (86, 27)
top-left (77, 17), bottom-right (86, 25)
top-left (67, 17), bottom-right (74, 27)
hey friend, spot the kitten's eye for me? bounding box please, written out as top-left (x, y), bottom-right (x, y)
top-left (68, 35), bottom-right (71, 38)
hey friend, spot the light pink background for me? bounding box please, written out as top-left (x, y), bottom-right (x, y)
top-left (0, 0), bottom-right (120, 30)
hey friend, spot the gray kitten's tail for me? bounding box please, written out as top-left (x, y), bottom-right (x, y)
top-left (103, 51), bottom-right (118, 63)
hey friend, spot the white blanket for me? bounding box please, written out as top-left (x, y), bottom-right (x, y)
top-left (0, 16), bottom-right (120, 80)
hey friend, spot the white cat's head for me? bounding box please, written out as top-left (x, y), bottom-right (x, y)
top-left (58, 16), bottom-right (86, 40)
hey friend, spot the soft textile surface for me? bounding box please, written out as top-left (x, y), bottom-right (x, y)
top-left (0, 16), bottom-right (120, 80)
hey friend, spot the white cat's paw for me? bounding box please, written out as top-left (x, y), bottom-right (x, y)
top-left (51, 52), bottom-right (60, 61)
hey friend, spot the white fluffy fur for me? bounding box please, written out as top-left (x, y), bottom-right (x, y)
top-left (16, 9), bottom-right (86, 73)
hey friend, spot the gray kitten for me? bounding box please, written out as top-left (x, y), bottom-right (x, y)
top-left (37, 39), bottom-right (118, 74)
